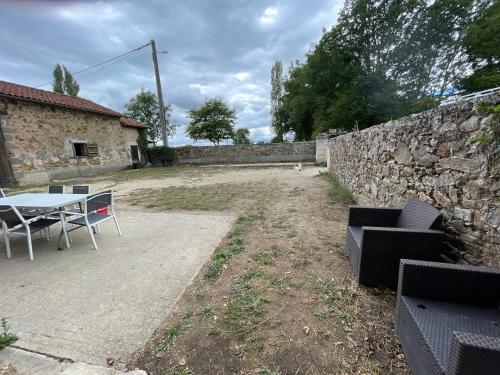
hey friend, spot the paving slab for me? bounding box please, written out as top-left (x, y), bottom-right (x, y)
top-left (0, 211), bottom-right (233, 367)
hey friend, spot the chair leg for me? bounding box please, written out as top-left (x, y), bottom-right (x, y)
top-left (2, 223), bottom-right (11, 259)
top-left (86, 224), bottom-right (98, 250)
top-left (26, 227), bottom-right (34, 261)
top-left (111, 207), bottom-right (122, 236)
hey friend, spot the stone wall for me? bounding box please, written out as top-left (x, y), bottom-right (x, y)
top-left (328, 93), bottom-right (499, 266)
top-left (0, 98), bottom-right (139, 185)
top-left (174, 141), bottom-right (316, 165)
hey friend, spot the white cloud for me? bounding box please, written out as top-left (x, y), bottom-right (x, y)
top-left (235, 72), bottom-right (251, 81)
top-left (259, 7), bottom-right (278, 25)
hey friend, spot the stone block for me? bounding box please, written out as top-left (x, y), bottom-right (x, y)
top-left (438, 157), bottom-right (483, 174)
top-left (459, 116), bottom-right (480, 132)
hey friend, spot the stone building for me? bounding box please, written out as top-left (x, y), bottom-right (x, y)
top-left (0, 80), bottom-right (148, 186)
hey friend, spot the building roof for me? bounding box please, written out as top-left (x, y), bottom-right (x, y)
top-left (119, 116), bottom-right (149, 129)
top-left (0, 80), bottom-right (122, 117)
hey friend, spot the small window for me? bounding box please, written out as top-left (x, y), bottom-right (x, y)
top-left (73, 142), bottom-right (88, 157)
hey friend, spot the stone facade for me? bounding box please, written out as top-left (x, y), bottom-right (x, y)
top-left (174, 141), bottom-right (316, 165)
top-left (0, 98), bottom-right (141, 185)
top-left (328, 94), bottom-right (499, 266)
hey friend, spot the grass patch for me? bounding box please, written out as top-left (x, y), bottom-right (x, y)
top-left (225, 277), bottom-right (270, 339)
top-left (236, 212), bottom-right (265, 224)
top-left (128, 184), bottom-right (238, 210)
top-left (201, 304), bottom-right (217, 318)
top-left (205, 227), bottom-right (246, 281)
top-left (208, 325), bottom-right (222, 336)
top-left (165, 368), bottom-right (195, 375)
top-left (314, 278), bottom-right (360, 326)
top-left (0, 318), bottom-right (17, 351)
top-left (158, 312), bottom-right (192, 351)
top-left (320, 172), bottom-right (356, 205)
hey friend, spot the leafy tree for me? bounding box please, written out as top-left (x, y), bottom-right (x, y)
top-left (233, 128), bottom-right (251, 144)
top-left (52, 64), bottom-right (79, 96)
top-left (52, 64), bottom-right (64, 94)
top-left (270, 60), bottom-right (288, 141)
top-left (125, 90), bottom-right (173, 146)
top-left (63, 66), bottom-right (79, 97)
top-left (280, 0), bottom-right (490, 140)
top-left (186, 98), bottom-right (236, 145)
top-left (460, 1), bottom-right (500, 92)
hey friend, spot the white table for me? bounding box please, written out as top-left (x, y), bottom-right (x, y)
top-left (0, 193), bottom-right (89, 249)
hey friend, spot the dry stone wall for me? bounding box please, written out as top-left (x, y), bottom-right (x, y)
top-left (174, 141), bottom-right (315, 165)
top-left (328, 93), bottom-right (499, 266)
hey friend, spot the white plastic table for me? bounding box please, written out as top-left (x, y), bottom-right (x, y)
top-left (0, 193), bottom-right (89, 249)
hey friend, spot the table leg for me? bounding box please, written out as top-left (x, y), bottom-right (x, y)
top-left (59, 211), bottom-right (70, 249)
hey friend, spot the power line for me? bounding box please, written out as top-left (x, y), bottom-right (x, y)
top-left (36, 42), bottom-right (150, 88)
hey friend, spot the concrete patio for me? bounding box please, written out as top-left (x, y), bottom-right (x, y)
top-left (0, 210), bottom-right (233, 367)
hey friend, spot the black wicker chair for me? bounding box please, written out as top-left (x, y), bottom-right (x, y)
top-left (345, 199), bottom-right (445, 289)
top-left (396, 259), bottom-right (500, 375)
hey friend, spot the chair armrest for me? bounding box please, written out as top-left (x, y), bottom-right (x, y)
top-left (397, 259), bottom-right (500, 308)
top-left (447, 332), bottom-right (500, 374)
top-left (348, 206), bottom-right (401, 227)
top-left (362, 226), bottom-right (445, 251)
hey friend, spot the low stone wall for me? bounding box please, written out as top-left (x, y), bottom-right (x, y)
top-left (174, 141), bottom-right (315, 165)
top-left (328, 94), bottom-right (499, 266)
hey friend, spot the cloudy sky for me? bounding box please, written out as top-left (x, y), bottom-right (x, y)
top-left (0, 0), bottom-right (342, 146)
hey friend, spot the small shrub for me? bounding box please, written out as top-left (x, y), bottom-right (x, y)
top-left (0, 318), bottom-right (17, 350)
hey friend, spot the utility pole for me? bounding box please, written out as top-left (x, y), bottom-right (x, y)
top-left (150, 39), bottom-right (168, 146)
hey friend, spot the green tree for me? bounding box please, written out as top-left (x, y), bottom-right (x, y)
top-left (233, 128), bottom-right (251, 144)
top-left (186, 98), bottom-right (236, 145)
top-left (52, 64), bottom-right (64, 94)
top-left (280, 0), bottom-right (489, 140)
top-left (460, 0), bottom-right (500, 92)
top-left (63, 66), bottom-right (79, 97)
top-left (270, 60), bottom-right (287, 141)
top-left (52, 64), bottom-right (79, 96)
top-left (125, 90), bottom-right (173, 146)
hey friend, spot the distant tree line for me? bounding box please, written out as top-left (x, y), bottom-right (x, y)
top-left (271, 0), bottom-right (499, 141)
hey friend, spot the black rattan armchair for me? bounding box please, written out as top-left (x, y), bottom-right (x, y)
top-left (396, 259), bottom-right (500, 375)
top-left (345, 199), bottom-right (445, 289)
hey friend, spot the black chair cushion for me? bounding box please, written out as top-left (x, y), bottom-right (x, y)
top-left (396, 199), bottom-right (442, 230)
top-left (402, 296), bottom-right (500, 370)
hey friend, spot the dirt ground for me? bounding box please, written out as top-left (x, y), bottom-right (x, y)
top-left (6, 165), bottom-right (410, 374)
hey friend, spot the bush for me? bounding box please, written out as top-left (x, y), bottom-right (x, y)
top-left (146, 146), bottom-right (176, 162)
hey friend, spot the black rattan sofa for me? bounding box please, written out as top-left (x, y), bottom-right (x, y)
top-left (396, 259), bottom-right (500, 375)
top-left (346, 199), bottom-right (445, 289)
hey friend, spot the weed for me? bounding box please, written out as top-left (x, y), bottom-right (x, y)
top-left (0, 318), bottom-right (17, 350)
top-left (208, 325), bottom-right (222, 336)
top-left (241, 267), bottom-right (265, 281)
top-left (259, 365), bottom-right (283, 375)
top-left (315, 278), bottom-right (334, 295)
top-left (165, 368), bottom-right (195, 375)
top-left (158, 312), bottom-right (192, 351)
top-left (319, 172), bottom-right (356, 205)
top-left (201, 305), bottom-right (217, 317)
top-left (264, 273), bottom-right (292, 292)
top-left (313, 310), bottom-right (328, 321)
top-left (252, 251), bottom-right (275, 265)
top-left (159, 326), bottom-right (178, 351)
